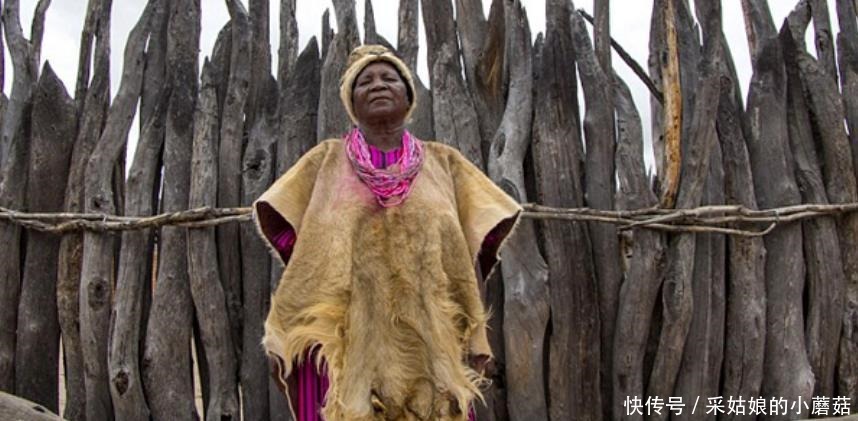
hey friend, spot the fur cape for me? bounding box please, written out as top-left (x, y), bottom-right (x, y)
top-left (254, 138), bottom-right (521, 420)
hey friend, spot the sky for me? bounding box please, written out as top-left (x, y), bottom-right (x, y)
top-left (3, 0), bottom-right (843, 168)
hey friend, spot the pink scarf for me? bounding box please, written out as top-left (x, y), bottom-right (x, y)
top-left (344, 127), bottom-right (424, 207)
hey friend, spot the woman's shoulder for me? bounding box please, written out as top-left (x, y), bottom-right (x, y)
top-left (420, 140), bottom-right (471, 165)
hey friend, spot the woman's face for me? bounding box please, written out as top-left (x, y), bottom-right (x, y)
top-left (352, 61), bottom-right (410, 126)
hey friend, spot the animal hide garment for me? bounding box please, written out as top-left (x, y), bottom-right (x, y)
top-left (254, 138), bottom-right (521, 420)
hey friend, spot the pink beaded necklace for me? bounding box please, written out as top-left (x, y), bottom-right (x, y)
top-left (344, 127), bottom-right (424, 207)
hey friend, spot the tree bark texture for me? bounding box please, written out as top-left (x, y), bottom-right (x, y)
top-left (396, 0), bottom-right (433, 141)
top-left (142, 1), bottom-right (199, 419)
top-left (836, 0), bottom-right (858, 404)
top-left (536, 3), bottom-right (598, 421)
top-left (569, 8), bottom-right (615, 420)
top-left (14, 64), bottom-right (75, 412)
top-left (218, 0), bottom-right (252, 366)
top-left (108, 3), bottom-right (167, 418)
top-left (716, 40), bottom-right (767, 420)
top-left (79, 5), bottom-right (152, 419)
top-left (316, 0), bottom-right (359, 140)
top-left (612, 73), bottom-right (665, 421)
top-left (189, 59), bottom-right (239, 421)
top-left (421, 0), bottom-right (483, 168)
top-left (487, 3), bottom-right (550, 420)
top-left (57, 2), bottom-right (111, 418)
top-left (743, 2), bottom-right (815, 415)
top-left (241, 80), bottom-right (278, 421)
top-left (0, 0), bottom-right (38, 394)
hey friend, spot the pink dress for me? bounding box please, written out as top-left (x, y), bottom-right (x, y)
top-left (272, 143), bottom-right (495, 420)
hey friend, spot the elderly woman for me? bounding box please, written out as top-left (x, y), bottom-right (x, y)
top-left (254, 45), bottom-right (520, 421)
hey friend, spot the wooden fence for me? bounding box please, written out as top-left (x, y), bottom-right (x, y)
top-left (0, 0), bottom-right (857, 420)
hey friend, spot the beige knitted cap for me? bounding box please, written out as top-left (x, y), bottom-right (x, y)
top-left (339, 44), bottom-right (417, 125)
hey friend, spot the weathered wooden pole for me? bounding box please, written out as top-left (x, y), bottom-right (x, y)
top-left (396, 0), bottom-right (433, 141)
top-left (648, 2), bottom-right (722, 418)
top-left (611, 72), bottom-right (666, 421)
top-left (189, 59), bottom-right (240, 421)
top-left (785, 12), bottom-right (858, 401)
top-left (279, 0), bottom-right (298, 80)
top-left (0, 0), bottom-right (42, 394)
top-left (317, 0), bottom-right (359, 140)
top-left (107, 2), bottom-right (167, 418)
top-left (421, 0), bottom-right (483, 167)
top-left (241, 77), bottom-right (279, 421)
top-left (142, 0), bottom-right (200, 419)
top-left (836, 0), bottom-right (858, 405)
top-left (217, 0), bottom-right (252, 367)
top-left (486, 2), bottom-right (549, 420)
top-left (716, 35), bottom-right (767, 421)
top-left (79, 4), bottom-right (152, 419)
top-left (14, 64), bottom-right (75, 412)
top-left (742, 0), bottom-right (815, 413)
top-left (57, 2), bottom-right (111, 419)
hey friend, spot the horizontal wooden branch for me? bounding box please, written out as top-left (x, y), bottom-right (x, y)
top-left (3, 202), bottom-right (858, 237)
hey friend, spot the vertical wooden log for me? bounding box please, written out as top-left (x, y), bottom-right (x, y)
top-left (241, 77), bottom-right (278, 421)
top-left (28, 0), bottom-right (49, 82)
top-left (809, 0), bottom-right (838, 81)
top-left (593, 1), bottom-right (615, 413)
top-left (594, 0), bottom-right (611, 74)
top-left (58, 3), bottom-right (111, 419)
top-left (108, 4), bottom-right (168, 418)
top-left (838, 0), bottom-right (858, 188)
top-left (535, 2), bottom-right (596, 421)
top-left (321, 9), bottom-right (333, 62)
top-left (836, 0), bottom-right (858, 405)
top-left (0, 0), bottom-right (38, 393)
top-left (0, 0), bottom-right (37, 166)
top-left (717, 38), bottom-right (767, 420)
top-left (421, 0), bottom-right (483, 168)
top-left (657, 0), bottom-right (682, 209)
top-left (278, 0), bottom-right (298, 80)
top-left (455, 0), bottom-right (486, 89)
top-left (218, 0), bottom-right (252, 366)
top-left (741, 0), bottom-right (815, 411)
top-left (363, 0), bottom-right (378, 45)
top-left (0, 2), bottom-right (4, 94)
top-left (569, 7), bottom-right (616, 419)
top-left (793, 14), bottom-right (858, 401)
top-left (188, 60), bottom-right (239, 421)
top-left (142, 0), bottom-right (200, 419)
top-left (73, 0), bottom-right (99, 112)
top-left (276, 40), bottom-right (321, 179)
top-left (14, 64), bottom-right (75, 412)
top-left (673, 6), bottom-right (726, 418)
top-left (486, 3), bottom-right (549, 420)
top-left (135, 0), bottom-right (169, 346)
top-left (397, 0), bottom-right (418, 68)
top-left (648, 0), bottom-right (666, 179)
top-left (647, 2), bottom-right (721, 417)
top-left (248, 0), bottom-right (271, 126)
top-left (705, 147), bottom-right (726, 406)
top-left (79, 5), bottom-right (152, 419)
top-left (396, 0), bottom-right (433, 141)
top-left (317, 0), bottom-right (359, 140)
top-left (108, 95), bottom-right (166, 421)
top-left (456, 0), bottom-right (505, 160)
top-left (779, 24), bottom-right (846, 403)
top-left (611, 74), bottom-right (666, 421)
